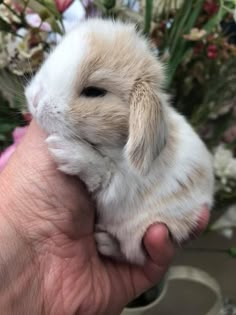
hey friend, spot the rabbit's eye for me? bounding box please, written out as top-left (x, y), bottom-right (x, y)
top-left (81, 86), bottom-right (107, 97)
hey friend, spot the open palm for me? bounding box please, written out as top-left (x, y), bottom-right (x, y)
top-left (1, 121), bottom-right (207, 315)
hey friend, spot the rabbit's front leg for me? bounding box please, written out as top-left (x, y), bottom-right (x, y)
top-left (46, 134), bottom-right (112, 192)
top-left (95, 230), bottom-right (124, 261)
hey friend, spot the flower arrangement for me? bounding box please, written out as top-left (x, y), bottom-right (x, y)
top-left (0, 0), bottom-right (236, 204)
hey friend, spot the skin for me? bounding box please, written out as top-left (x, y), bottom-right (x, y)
top-left (0, 121), bottom-right (209, 315)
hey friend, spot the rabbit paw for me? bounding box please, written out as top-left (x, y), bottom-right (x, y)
top-left (95, 230), bottom-right (124, 261)
top-left (46, 134), bottom-right (111, 192)
top-left (46, 134), bottom-right (81, 175)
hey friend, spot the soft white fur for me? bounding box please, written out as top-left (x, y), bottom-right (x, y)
top-left (26, 19), bottom-right (214, 265)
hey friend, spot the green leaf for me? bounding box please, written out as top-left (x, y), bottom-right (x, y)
top-left (228, 247), bottom-right (236, 258)
top-left (93, 0), bottom-right (108, 15)
top-left (203, 8), bottom-right (228, 34)
top-left (144, 0), bottom-right (153, 35)
top-left (20, 0), bottom-right (61, 20)
top-left (166, 0), bottom-right (205, 86)
top-left (101, 0), bottom-right (116, 10)
top-left (39, 0), bottom-right (60, 17)
top-left (38, 8), bottom-right (51, 21)
top-left (0, 17), bottom-right (12, 32)
top-left (168, 0), bottom-right (194, 46)
top-left (48, 17), bottom-right (63, 35)
top-left (184, 0), bottom-right (205, 32)
top-left (0, 134), bottom-right (7, 142)
top-left (0, 92), bottom-right (25, 151)
top-left (0, 70), bottom-right (25, 109)
top-left (0, 123), bottom-right (15, 133)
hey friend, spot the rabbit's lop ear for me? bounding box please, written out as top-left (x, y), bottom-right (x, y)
top-left (125, 81), bottom-right (168, 175)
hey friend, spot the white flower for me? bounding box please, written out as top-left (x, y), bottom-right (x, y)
top-left (213, 145), bottom-right (236, 180)
top-left (213, 145), bottom-right (236, 194)
top-left (211, 204), bottom-right (236, 239)
top-left (62, 0), bottom-right (85, 33)
top-left (219, 228), bottom-right (233, 239)
top-left (47, 0), bottom-right (85, 44)
top-left (0, 28), bottom-right (45, 75)
top-left (25, 13), bottom-right (51, 32)
top-left (226, 159), bottom-right (236, 177)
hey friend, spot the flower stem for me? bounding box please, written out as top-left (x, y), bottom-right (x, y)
top-left (23, 0), bottom-right (30, 13)
top-left (2, 2), bottom-right (22, 21)
top-left (222, 4), bottom-right (234, 13)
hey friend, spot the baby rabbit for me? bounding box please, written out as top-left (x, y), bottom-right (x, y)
top-left (25, 18), bottom-right (214, 265)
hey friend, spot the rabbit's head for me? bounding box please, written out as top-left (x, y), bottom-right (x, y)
top-left (26, 19), bottom-right (168, 175)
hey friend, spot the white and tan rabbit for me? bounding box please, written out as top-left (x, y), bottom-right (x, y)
top-left (25, 19), bottom-right (214, 265)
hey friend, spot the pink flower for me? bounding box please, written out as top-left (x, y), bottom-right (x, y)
top-left (23, 112), bottom-right (32, 123)
top-left (223, 126), bottom-right (236, 143)
top-left (207, 44), bottom-right (218, 59)
top-left (0, 126), bottom-right (28, 172)
top-left (55, 0), bottom-right (74, 13)
top-left (203, 1), bottom-right (219, 16)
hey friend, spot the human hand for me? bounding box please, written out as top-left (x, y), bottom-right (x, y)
top-left (0, 121), bottom-right (209, 315)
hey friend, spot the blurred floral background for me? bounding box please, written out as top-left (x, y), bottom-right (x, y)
top-left (0, 0), bottom-right (236, 310)
top-left (0, 0), bottom-right (236, 237)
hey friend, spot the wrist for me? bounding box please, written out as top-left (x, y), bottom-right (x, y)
top-left (0, 180), bottom-right (43, 314)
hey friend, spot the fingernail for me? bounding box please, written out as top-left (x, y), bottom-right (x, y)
top-left (159, 224), bottom-right (170, 241)
top-left (163, 225), bottom-right (172, 243)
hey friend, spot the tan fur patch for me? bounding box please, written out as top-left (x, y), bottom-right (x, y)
top-left (126, 81), bottom-right (167, 175)
top-left (160, 165), bottom-right (207, 206)
top-left (73, 25), bottom-right (165, 99)
top-left (68, 94), bottom-right (129, 146)
top-left (68, 24), bottom-right (168, 158)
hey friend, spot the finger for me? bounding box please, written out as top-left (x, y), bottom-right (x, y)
top-left (144, 224), bottom-right (175, 266)
top-left (130, 212), bottom-right (209, 298)
top-left (139, 224), bottom-right (175, 287)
